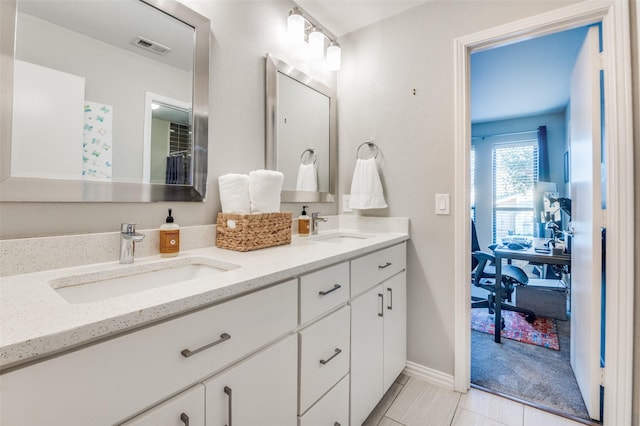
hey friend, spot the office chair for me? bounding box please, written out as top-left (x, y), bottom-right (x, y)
top-left (471, 220), bottom-right (535, 329)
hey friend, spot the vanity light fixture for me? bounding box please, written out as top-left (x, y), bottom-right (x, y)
top-left (286, 7), bottom-right (341, 71)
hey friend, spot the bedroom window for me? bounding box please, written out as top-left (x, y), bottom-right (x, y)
top-left (492, 140), bottom-right (538, 242)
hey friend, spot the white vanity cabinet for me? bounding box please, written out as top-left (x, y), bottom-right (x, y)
top-left (0, 280), bottom-right (297, 426)
top-left (204, 334), bottom-right (298, 426)
top-left (350, 244), bottom-right (407, 426)
top-left (121, 384), bottom-right (205, 426)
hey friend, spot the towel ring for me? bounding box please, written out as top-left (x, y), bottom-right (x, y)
top-left (357, 141), bottom-right (379, 160)
top-left (300, 148), bottom-right (317, 165)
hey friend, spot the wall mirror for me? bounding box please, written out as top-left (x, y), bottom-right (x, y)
top-left (0, 0), bottom-right (210, 202)
top-left (265, 54), bottom-right (336, 203)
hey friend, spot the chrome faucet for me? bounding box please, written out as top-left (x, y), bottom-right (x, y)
top-left (120, 223), bottom-right (145, 264)
top-left (311, 212), bottom-right (328, 235)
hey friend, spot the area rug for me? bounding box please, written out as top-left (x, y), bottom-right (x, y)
top-left (471, 308), bottom-right (559, 350)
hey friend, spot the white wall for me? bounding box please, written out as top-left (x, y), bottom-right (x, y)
top-left (337, 0), bottom-right (582, 375)
top-left (471, 111), bottom-right (568, 249)
top-left (0, 0), bottom-right (337, 239)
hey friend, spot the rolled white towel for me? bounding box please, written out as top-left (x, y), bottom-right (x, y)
top-left (350, 158), bottom-right (387, 209)
top-left (249, 169), bottom-right (284, 213)
top-left (218, 173), bottom-right (251, 214)
top-left (296, 163), bottom-right (317, 191)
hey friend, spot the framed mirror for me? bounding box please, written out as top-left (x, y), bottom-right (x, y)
top-left (265, 54), bottom-right (337, 203)
top-left (0, 0), bottom-right (210, 202)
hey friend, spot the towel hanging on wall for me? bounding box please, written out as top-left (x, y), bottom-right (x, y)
top-left (350, 157), bottom-right (387, 209)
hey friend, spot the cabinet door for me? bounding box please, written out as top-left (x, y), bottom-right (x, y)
top-left (350, 284), bottom-right (384, 426)
top-left (383, 272), bottom-right (407, 391)
top-left (299, 374), bottom-right (349, 426)
top-left (204, 334), bottom-right (297, 426)
top-left (121, 384), bottom-right (204, 426)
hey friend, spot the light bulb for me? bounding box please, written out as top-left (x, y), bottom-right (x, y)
top-left (326, 43), bottom-right (341, 71)
top-left (308, 28), bottom-right (325, 59)
top-left (287, 8), bottom-right (304, 45)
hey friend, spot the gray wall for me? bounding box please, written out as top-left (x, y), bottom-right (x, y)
top-left (336, 0), bottom-right (584, 375)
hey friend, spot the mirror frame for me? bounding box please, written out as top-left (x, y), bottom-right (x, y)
top-left (0, 0), bottom-right (210, 202)
top-left (265, 54), bottom-right (337, 203)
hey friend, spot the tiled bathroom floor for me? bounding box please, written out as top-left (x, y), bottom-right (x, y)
top-left (363, 374), bottom-right (591, 426)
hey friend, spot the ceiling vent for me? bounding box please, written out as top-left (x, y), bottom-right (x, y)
top-left (132, 36), bottom-right (171, 55)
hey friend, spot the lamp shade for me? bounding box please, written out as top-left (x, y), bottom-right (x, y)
top-left (308, 29), bottom-right (325, 59)
top-left (287, 8), bottom-right (305, 44)
top-left (326, 43), bottom-right (341, 71)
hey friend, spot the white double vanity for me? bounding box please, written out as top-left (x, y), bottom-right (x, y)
top-left (0, 216), bottom-right (409, 426)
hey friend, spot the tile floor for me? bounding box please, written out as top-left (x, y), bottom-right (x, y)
top-left (363, 374), bottom-right (590, 426)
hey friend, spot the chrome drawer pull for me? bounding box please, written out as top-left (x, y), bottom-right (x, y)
top-left (378, 262), bottom-right (392, 270)
top-left (181, 333), bottom-right (231, 358)
top-left (387, 287), bottom-right (393, 310)
top-left (224, 386), bottom-right (233, 426)
top-left (378, 293), bottom-right (384, 317)
top-left (319, 348), bottom-right (342, 365)
top-left (319, 284), bottom-right (341, 296)
top-left (180, 413), bottom-right (190, 426)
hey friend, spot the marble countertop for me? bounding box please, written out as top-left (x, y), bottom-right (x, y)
top-left (0, 216), bottom-right (409, 370)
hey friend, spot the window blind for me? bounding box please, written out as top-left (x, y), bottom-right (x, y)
top-left (492, 140), bottom-right (539, 242)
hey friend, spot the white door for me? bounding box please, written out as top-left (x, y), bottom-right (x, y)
top-left (569, 25), bottom-right (603, 421)
top-left (204, 335), bottom-right (298, 426)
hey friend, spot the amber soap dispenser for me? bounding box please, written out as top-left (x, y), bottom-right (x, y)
top-left (160, 209), bottom-right (180, 257)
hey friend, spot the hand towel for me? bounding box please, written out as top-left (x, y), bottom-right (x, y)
top-left (218, 173), bottom-right (251, 214)
top-left (249, 169), bottom-right (284, 213)
top-left (349, 158), bottom-right (388, 209)
top-left (296, 163), bottom-right (318, 191)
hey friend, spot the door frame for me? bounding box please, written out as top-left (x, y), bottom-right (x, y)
top-left (452, 1), bottom-right (634, 424)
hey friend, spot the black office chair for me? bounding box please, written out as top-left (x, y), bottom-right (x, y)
top-left (471, 220), bottom-right (535, 329)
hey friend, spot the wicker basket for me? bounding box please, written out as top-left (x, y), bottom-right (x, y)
top-left (216, 212), bottom-right (293, 252)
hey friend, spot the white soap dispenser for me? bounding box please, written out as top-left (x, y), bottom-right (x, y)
top-left (298, 205), bottom-right (310, 237)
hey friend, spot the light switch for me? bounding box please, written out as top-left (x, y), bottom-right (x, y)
top-left (435, 193), bottom-right (450, 215)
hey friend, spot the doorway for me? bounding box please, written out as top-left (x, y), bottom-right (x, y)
top-left (452, 2), bottom-right (634, 425)
top-left (468, 26), bottom-right (591, 421)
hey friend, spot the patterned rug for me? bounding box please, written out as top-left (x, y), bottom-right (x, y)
top-left (471, 308), bottom-right (559, 350)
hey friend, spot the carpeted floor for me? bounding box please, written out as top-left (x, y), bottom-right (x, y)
top-left (471, 317), bottom-right (591, 420)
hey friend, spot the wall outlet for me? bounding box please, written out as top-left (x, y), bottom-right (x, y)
top-left (343, 195), bottom-right (352, 213)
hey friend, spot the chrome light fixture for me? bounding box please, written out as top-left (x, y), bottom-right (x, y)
top-left (287, 7), bottom-right (305, 44)
top-left (286, 7), bottom-right (341, 71)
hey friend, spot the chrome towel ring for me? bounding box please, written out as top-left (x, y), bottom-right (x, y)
top-left (356, 141), bottom-right (379, 160)
top-left (300, 148), bottom-right (318, 165)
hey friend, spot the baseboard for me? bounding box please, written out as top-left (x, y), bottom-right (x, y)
top-left (403, 361), bottom-right (455, 391)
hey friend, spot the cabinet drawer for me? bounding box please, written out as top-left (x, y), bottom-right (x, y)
top-left (351, 243), bottom-right (406, 297)
top-left (298, 305), bottom-right (350, 414)
top-left (0, 280), bottom-right (297, 426)
top-left (299, 374), bottom-right (349, 426)
top-left (299, 262), bottom-right (349, 324)
top-left (121, 384), bottom-right (205, 426)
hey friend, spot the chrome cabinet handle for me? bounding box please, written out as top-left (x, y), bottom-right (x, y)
top-left (180, 413), bottom-right (189, 426)
top-left (224, 386), bottom-right (233, 426)
top-left (378, 293), bottom-right (384, 317)
top-left (319, 284), bottom-right (341, 296)
top-left (378, 262), bottom-right (392, 270)
top-left (181, 333), bottom-right (231, 358)
top-left (387, 288), bottom-right (393, 310)
top-left (319, 348), bottom-right (342, 365)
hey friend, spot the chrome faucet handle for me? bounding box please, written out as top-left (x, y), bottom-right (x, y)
top-left (121, 223), bottom-right (137, 234)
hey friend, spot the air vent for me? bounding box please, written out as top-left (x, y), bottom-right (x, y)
top-left (132, 36), bottom-right (171, 55)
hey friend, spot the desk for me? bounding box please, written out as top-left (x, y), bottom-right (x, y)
top-left (491, 238), bottom-right (571, 343)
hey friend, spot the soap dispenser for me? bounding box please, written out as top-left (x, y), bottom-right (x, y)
top-left (160, 208), bottom-right (180, 257)
top-left (298, 206), bottom-right (310, 237)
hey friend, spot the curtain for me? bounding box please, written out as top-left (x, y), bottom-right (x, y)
top-left (537, 125), bottom-right (550, 181)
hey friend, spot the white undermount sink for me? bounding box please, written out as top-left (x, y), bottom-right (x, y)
top-left (50, 257), bottom-right (240, 304)
top-left (310, 231), bottom-right (374, 243)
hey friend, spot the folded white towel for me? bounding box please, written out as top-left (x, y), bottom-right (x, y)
top-left (349, 158), bottom-right (388, 209)
top-left (218, 173), bottom-right (251, 214)
top-left (296, 163), bottom-right (318, 191)
top-left (249, 169), bottom-right (284, 213)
